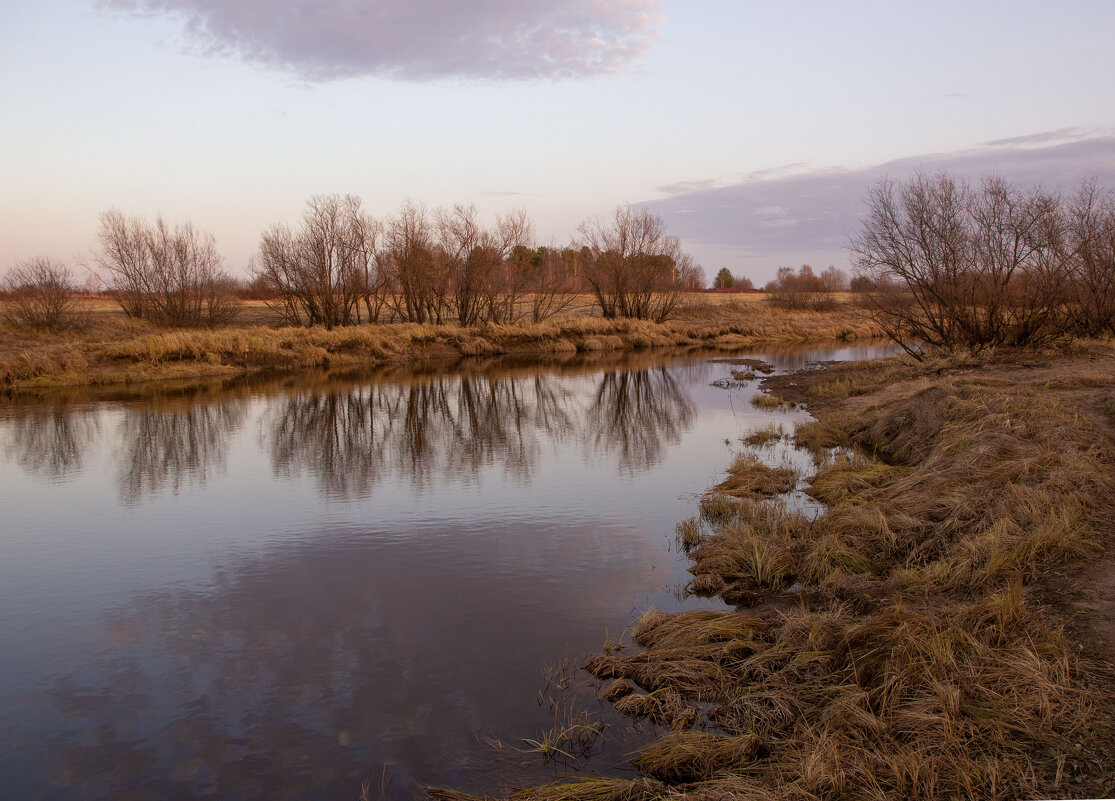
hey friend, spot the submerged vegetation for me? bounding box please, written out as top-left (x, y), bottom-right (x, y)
top-left (436, 343), bottom-right (1115, 801)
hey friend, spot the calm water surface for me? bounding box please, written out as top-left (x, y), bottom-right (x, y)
top-left (0, 343), bottom-right (898, 800)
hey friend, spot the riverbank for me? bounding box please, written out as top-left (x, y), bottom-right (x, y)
top-left (0, 296), bottom-right (880, 392)
top-left (439, 342), bottom-right (1115, 801)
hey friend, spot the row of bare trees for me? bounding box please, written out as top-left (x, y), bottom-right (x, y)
top-left (851, 173), bottom-right (1115, 353)
top-left (3, 201), bottom-right (698, 330)
top-left (254, 197), bottom-right (699, 328)
top-left (254, 197), bottom-right (580, 328)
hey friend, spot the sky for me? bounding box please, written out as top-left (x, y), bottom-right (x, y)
top-left (2, 0), bottom-right (1114, 284)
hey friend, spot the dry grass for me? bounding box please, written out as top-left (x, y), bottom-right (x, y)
top-left (749, 392), bottom-right (793, 411)
top-left (0, 295), bottom-right (883, 391)
top-left (537, 348), bottom-right (1115, 801)
top-left (577, 587), bottom-right (1098, 800)
top-left (713, 455), bottom-right (797, 500)
top-left (692, 363), bottom-right (1115, 599)
top-left (742, 423), bottom-right (784, 447)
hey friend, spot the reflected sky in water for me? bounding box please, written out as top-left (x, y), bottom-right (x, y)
top-left (0, 343), bottom-right (898, 801)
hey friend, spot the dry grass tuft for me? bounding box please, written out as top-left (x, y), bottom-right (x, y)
top-left (742, 423), bottom-right (784, 447)
top-left (713, 455), bottom-right (797, 500)
top-left (505, 778), bottom-right (667, 801)
top-left (749, 392), bottom-right (793, 410)
top-left (633, 732), bottom-right (766, 784)
top-left (600, 679), bottom-right (635, 702)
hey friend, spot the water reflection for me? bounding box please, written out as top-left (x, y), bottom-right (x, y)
top-left (266, 365), bottom-right (698, 498)
top-left (586, 367), bottom-right (695, 475)
top-left (2, 352), bottom-right (720, 503)
top-left (25, 519), bottom-right (666, 800)
top-left (4, 405), bottom-right (98, 478)
top-left (117, 402), bottom-right (247, 503)
top-left (267, 374), bottom-right (580, 497)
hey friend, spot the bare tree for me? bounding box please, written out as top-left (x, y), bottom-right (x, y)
top-left (97, 211), bottom-right (239, 327)
top-left (850, 172), bottom-right (1072, 355)
top-left (820, 266), bottom-right (848, 292)
top-left (255, 195), bottom-right (380, 329)
top-left (578, 206), bottom-right (696, 322)
top-left (764, 264), bottom-right (839, 310)
top-left (436, 204), bottom-right (495, 327)
top-left (1064, 180), bottom-right (1115, 336)
top-left (1, 257), bottom-right (86, 329)
top-left (525, 246), bottom-right (578, 323)
top-left (381, 202), bottom-right (447, 324)
top-left (483, 208), bottom-right (536, 324)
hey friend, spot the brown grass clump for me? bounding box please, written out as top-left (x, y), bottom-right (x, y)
top-left (428, 778), bottom-right (670, 801)
top-left (599, 679), bottom-right (635, 702)
top-left (687, 501), bottom-right (808, 594)
top-left (713, 455), bottom-right (797, 500)
top-left (633, 732), bottom-right (766, 784)
top-left (741, 423), bottom-right (783, 447)
top-left (749, 392), bottom-right (792, 410)
top-left (612, 688), bottom-right (698, 730)
top-left (506, 778), bottom-right (667, 801)
top-left (674, 517), bottom-right (704, 552)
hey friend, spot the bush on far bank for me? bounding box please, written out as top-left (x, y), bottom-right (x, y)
top-left (1, 257), bottom-right (88, 330)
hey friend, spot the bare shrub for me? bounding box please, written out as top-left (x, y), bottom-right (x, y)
top-left (578, 206), bottom-right (699, 322)
top-left (97, 210), bottom-right (239, 327)
top-left (765, 265), bottom-right (844, 311)
top-left (1064, 180), bottom-right (1115, 337)
top-left (1, 258), bottom-right (86, 329)
top-left (435, 205), bottom-right (547, 326)
top-left (255, 195), bottom-right (382, 328)
top-left (850, 172), bottom-right (1073, 354)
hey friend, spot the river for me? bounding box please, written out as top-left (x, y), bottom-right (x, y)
top-left (0, 342), bottom-right (898, 801)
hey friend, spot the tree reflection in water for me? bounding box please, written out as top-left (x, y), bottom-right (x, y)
top-left (1, 355), bottom-right (705, 503)
top-left (265, 364), bottom-right (696, 498)
top-left (3, 405), bottom-right (99, 478)
top-left (116, 402), bottom-right (248, 504)
top-left (586, 366), bottom-right (697, 475)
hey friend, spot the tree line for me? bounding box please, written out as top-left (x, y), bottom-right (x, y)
top-left (5, 174), bottom-right (1113, 349)
top-left (0, 199), bottom-right (702, 329)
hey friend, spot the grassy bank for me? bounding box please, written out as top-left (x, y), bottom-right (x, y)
top-left (437, 343), bottom-right (1115, 801)
top-left (0, 295), bottom-right (880, 392)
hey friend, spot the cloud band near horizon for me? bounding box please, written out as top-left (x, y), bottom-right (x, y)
top-left (641, 132), bottom-right (1115, 274)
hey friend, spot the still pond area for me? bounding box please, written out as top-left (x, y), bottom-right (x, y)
top-left (0, 342), bottom-right (899, 801)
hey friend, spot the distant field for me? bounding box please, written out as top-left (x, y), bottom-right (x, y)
top-left (61, 291), bottom-right (786, 327)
